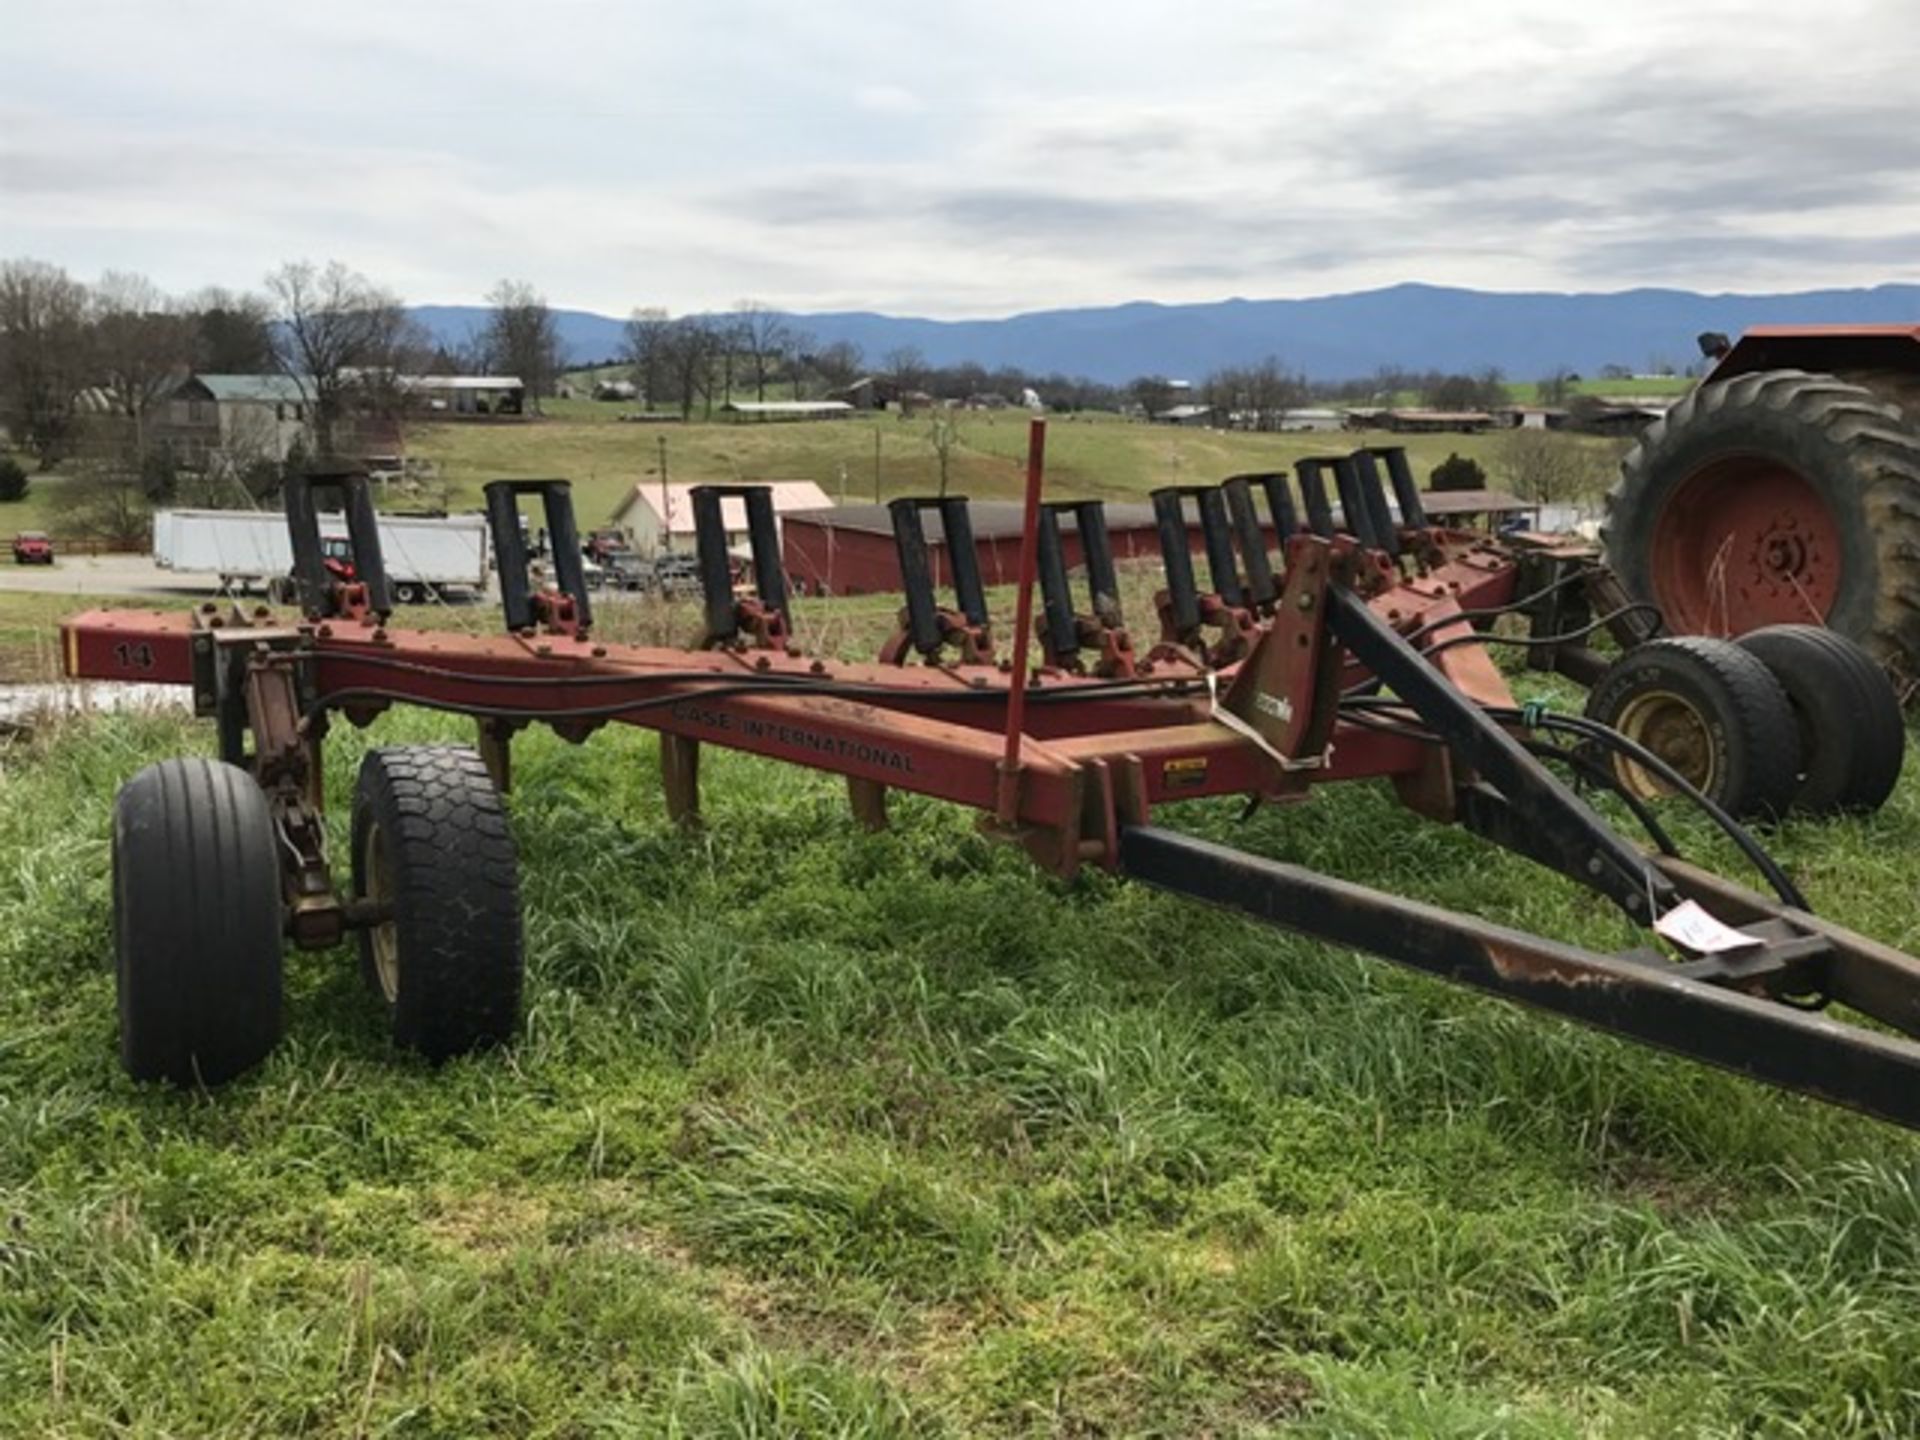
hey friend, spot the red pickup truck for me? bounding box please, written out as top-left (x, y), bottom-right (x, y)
top-left (11, 531), bottom-right (53, 565)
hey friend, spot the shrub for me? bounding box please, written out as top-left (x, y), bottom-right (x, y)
top-left (1429, 452), bottom-right (1487, 492)
top-left (0, 455), bottom-right (29, 502)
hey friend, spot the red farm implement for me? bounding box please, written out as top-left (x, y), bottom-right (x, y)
top-left (64, 424), bottom-right (1920, 1131)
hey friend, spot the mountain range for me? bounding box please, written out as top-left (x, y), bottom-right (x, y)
top-left (409, 282), bottom-right (1920, 386)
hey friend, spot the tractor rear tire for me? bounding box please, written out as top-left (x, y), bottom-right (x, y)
top-left (1734, 624), bottom-right (1905, 815)
top-left (1603, 369), bottom-right (1920, 679)
top-left (1583, 636), bottom-right (1801, 821)
top-left (351, 745), bottom-right (523, 1061)
top-left (112, 758), bottom-right (284, 1085)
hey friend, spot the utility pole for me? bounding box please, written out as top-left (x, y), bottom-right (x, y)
top-left (873, 427), bottom-right (881, 503)
top-left (658, 434), bottom-right (671, 554)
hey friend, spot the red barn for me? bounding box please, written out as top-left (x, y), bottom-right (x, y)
top-left (781, 501), bottom-right (1276, 597)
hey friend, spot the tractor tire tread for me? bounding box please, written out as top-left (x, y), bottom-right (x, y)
top-left (352, 744), bottom-right (522, 1061)
top-left (1584, 635), bottom-right (1801, 820)
top-left (1603, 369), bottom-right (1920, 681)
top-left (1734, 624), bottom-right (1905, 813)
top-left (113, 757), bottom-right (283, 1085)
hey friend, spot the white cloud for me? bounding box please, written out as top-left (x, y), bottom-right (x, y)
top-left (851, 85), bottom-right (924, 116)
top-left (3, 0), bottom-right (1918, 315)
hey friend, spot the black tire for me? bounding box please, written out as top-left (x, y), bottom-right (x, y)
top-left (112, 758), bottom-right (283, 1085)
top-left (350, 745), bottom-right (523, 1060)
top-left (1603, 369), bottom-right (1920, 677)
top-left (1583, 636), bottom-right (1801, 820)
top-left (1734, 624), bottom-right (1905, 815)
top-left (392, 581), bottom-right (423, 605)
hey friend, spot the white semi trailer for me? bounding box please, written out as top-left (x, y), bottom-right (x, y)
top-left (152, 509), bottom-right (491, 603)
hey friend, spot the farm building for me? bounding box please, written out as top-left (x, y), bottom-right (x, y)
top-left (827, 377), bottom-right (900, 410)
top-left (781, 499), bottom-right (1282, 597)
top-left (1275, 408), bottom-right (1344, 432)
top-left (149, 373), bottom-right (315, 466)
top-left (1381, 409), bottom-right (1496, 434)
top-left (1495, 406), bottom-right (1570, 431)
top-left (720, 400), bottom-right (855, 423)
top-left (1151, 404), bottom-right (1221, 427)
top-left (1578, 398), bottom-right (1672, 436)
top-left (608, 480), bottom-right (833, 557)
top-left (398, 374), bottom-right (525, 417)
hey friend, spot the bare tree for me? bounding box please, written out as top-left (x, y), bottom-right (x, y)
top-left (0, 259), bottom-right (91, 467)
top-left (479, 279), bottom-right (563, 411)
top-left (1494, 427), bottom-right (1616, 505)
top-left (926, 409), bottom-right (961, 496)
top-left (52, 463), bottom-right (150, 547)
top-left (883, 345), bottom-right (927, 392)
top-left (90, 271), bottom-right (197, 458)
top-left (733, 301), bottom-right (795, 402)
top-left (806, 339), bottom-right (863, 392)
top-left (664, 316), bottom-right (720, 420)
top-left (1424, 368), bottom-right (1508, 412)
top-left (264, 260), bottom-right (411, 458)
top-left (623, 307), bottom-right (672, 406)
top-left (1128, 375), bottom-right (1175, 418)
top-left (1202, 356), bottom-right (1308, 429)
top-left (1536, 368), bottom-right (1575, 407)
top-left (783, 326), bottom-right (816, 399)
top-left (713, 315), bottom-right (747, 407)
top-left (184, 286), bottom-right (276, 373)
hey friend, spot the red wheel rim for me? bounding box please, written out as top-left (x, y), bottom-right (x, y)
top-left (1648, 454), bottom-right (1843, 634)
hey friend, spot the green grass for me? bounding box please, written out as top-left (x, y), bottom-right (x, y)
top-left (0, 468), bottom-right (80, 538)
top-left (5, 678), bottom-right (1920, 1433)
top-left (0, 591), bottom-right (101, 681)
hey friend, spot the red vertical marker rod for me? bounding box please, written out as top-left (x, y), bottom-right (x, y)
top-left (996, 417), bottom-right (1048, 824)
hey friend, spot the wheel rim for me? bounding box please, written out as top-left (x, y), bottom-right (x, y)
top-left (1648, 455), bottom-right (1843, 634)
top-left (1611, 688), bottom-right (1719, 801)
top-left (364, 820), bottom-right (400, 1004)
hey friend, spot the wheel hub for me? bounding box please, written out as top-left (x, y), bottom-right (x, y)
top-left (365, 821), bottom-right (400, 1004)
top-left (1649, 458), bottom-right (1842, 633)
top-left (1612, 688), bottom-right (1718, 800)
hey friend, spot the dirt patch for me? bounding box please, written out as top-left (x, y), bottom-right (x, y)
top-left (421, 1188), bottom-right (553, 1253)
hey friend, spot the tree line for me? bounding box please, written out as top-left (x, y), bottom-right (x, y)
top-left (0, 258), bottom-right (568, 473)
top-left (611, 308), bottom-right (1123, 419)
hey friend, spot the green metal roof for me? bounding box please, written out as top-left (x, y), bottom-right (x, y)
top-left (193, 374), bottom-right (311, 404)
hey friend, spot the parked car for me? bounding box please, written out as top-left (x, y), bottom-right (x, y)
top-left (584, 528), bottom-right (629, 564)
top-left (599, 548), bottom-right (651, 590)
top-left (12, 531), bottom-right (53, 565)
top-left (646, 553), bottom-right (703, 597)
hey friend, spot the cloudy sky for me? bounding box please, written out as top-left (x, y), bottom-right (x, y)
top-left (4, 0), bottom-right (1917, 317)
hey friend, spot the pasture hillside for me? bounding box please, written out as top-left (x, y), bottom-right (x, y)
top-left (406, 409), bottom-right (1622, 527)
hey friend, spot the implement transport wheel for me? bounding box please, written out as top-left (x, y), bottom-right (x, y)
top-left (1604, 370), bottom-right (1920, 676)
top-left (112, 758), bottom-right (284, 1085)
top-left (1734, 624), bottom-right (1905, 816)
top-left (351, 744), bottom-right (523, 1060)
top-left (1583, 637), bottom-right (1800, 820)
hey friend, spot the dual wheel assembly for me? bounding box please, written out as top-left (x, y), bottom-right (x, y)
top-left (1584, 625), bottom-right (1904, 822)
top-left (111, 745), bottom-right (522, 1085)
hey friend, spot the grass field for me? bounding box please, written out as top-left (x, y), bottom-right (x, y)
top-left (404, 411), bottom-right (1626, 528)
top-left (0, 470), bottom-right (79, 539)
top-left (5, 650), bottom-right (1920, 1433)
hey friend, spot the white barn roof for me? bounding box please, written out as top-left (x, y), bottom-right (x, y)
top-left (612, 481), bottom-right (834, 535)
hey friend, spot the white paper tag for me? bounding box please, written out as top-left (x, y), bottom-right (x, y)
top-left (1654, 899), bottom-right (1763, 955)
